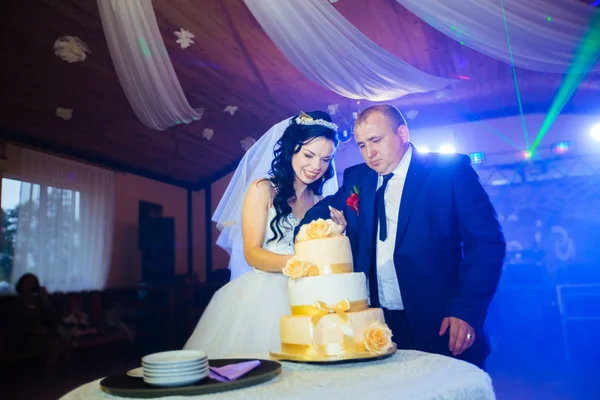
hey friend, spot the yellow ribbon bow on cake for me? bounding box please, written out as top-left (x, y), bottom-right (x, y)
top-left (291, 299), bottom-right (369, 356)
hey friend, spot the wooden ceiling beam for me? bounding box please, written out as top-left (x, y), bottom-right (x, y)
top-left (0, 129), bottom-right (194, 189)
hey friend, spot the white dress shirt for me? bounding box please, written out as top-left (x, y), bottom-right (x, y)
top-left (374, 146), bottom-right (412, 310)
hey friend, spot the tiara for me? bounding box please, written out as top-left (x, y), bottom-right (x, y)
top-left (295, 111), bottom-right (338, 131)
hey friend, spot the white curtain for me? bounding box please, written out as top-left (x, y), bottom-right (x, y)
top-left (11, 150), bottom-right (115, 292)
top-left (396, 0), bottom-right (600, 74)
top-left (97, 0), bottom-right (204, 130)
top-left (244, 0), bottom-right (454, 101)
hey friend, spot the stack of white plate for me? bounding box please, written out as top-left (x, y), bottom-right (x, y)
top-left (141, 350), bottom-right (209, 387)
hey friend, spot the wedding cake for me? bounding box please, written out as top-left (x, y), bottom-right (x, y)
top-left (273, 219), bottom-right (395, 361)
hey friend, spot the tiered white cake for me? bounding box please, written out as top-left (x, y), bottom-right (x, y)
top-left (276, 219), bottom-right (394, 359)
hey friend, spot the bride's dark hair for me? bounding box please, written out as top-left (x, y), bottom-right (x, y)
top-left (265, 110), bottom-right (339, 243)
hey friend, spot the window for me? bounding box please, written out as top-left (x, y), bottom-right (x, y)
top-left (4, 149), bottom-right (114, 292)
top-left (1, 178), bottom-right (20, 284)
top-left (1, 177), bottom-right (81, 287)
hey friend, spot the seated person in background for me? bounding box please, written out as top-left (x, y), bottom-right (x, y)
top-left (13, 273), bottom-right (62, 367)
top-left (15, 273), bottom-right (57, 336)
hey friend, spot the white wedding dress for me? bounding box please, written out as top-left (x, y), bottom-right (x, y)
top-left (184, 207), bottom-right (299, 358)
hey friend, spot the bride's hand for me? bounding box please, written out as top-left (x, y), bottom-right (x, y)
top-left (328, 206), bottom-right (347, 231)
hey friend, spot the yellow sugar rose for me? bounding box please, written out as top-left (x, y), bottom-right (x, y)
top-left (295, 225), bottom-right (309, 243)
top-left (296, 219), bottom-right (344, 242)
top-left (304, 263), bottom-right (321, 277)
top-left (306, 219), bottom-right (333, 239)
top-left (363, 322), bottom-right (393, 355)
top-left (331, 220), bottom-right (344, 236)
top-left (283, 256), bottom-right (306, 279)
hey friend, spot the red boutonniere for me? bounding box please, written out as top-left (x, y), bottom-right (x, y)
top-left (346, 186), bottom-right (360, 216)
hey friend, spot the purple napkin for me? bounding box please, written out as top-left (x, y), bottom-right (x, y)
top-left (208, 360), bottom-right (261, 382)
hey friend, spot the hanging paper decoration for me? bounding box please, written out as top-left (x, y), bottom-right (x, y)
top-left (54, 36), bottom-right (91, 63)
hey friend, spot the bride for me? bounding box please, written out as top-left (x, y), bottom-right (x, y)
top-left (184, 111), bottom-right (346, 358)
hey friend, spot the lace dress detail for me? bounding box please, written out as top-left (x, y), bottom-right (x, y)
top-left (261, 207), bottom-right (299, 256)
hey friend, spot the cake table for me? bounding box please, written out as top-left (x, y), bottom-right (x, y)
top-left (60, 350), bottom-right (495, 400)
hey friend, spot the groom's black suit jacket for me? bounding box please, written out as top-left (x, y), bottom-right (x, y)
top-left (296, 147), bottom-right (506, 365)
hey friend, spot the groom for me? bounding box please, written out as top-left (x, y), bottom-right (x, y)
top-left (296, 105), bottom-right (505, 368)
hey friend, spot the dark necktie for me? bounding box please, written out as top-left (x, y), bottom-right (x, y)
top-left (377, 173), bottom-right (394, 242)
top-left (369, 172), bottom-right (394, 307)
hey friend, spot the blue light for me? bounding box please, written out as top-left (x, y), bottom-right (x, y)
top-left (591, 124), bottom-right (600, 141)
top-left (551, 141), bottom-right (570, 155)
top-left (469, 152), bottom-right (485, 165)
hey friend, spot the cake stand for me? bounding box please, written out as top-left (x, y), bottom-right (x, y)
top-left (270, 342), bottom-right (397, 364)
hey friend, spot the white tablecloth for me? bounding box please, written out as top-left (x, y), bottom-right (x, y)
top-left (60, 350), bottom-right (495, 399)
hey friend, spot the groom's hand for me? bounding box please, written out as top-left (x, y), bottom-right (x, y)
top-left (328, 206), bottom-right (347, 231)
top-left (439, 317), bottom-right (475, 356)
